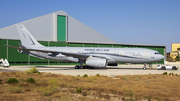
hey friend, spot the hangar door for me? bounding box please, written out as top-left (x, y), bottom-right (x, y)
top-left (57, 15), bottom-right (66, 41)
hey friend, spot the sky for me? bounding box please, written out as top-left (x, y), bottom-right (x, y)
top-left (0, 0), bottom-right (180, 52)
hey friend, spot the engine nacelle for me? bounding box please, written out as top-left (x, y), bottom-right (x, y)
top-left (17, 50), bottom-right (23, 53)
top-left (86, 58), bottom-right (108, 68)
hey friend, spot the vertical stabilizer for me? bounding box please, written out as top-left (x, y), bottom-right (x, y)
top-left (16, 25), bottom-right (44, 47)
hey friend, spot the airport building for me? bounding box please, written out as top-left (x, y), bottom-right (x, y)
top-left (167, 43), bottom-right (180, 61)
top-left (0, 10), bottom-right (166, 65)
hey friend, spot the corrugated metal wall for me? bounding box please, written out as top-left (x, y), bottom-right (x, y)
top-left (0, 39), bottom-right (165, 65)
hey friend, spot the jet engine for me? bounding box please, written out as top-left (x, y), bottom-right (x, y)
top-left (17, 50), bottom-right (23, 53)
top-left (86, 58), bottom-right (108, 68)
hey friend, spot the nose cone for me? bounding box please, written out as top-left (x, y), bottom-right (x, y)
top-left (158, 54), bottom-right (164, 60)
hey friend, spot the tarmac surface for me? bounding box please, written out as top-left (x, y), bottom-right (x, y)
top-left (0, 62), bottom-right (180, 76)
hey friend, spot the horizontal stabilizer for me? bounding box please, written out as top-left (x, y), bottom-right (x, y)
top-left (5, 45), bottom-right (22, 50)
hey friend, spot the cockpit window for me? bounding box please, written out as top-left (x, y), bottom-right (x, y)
top-left (154, 52), bottom-right (160, 54)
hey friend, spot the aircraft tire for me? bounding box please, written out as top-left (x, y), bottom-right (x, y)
top-left (85, 65), bottom-right (89, 69)
top-left (143, 67), bottom-right (147, 70)
top-left (75, 65), bottom-right (79, 69)
top-left (80, 66), bottom-right (84, 69)
top-left (83, 66), bottom-right (87, 69)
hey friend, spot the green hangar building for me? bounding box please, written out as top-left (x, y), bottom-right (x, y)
top-left (0, 10), bottom-right (166, 66)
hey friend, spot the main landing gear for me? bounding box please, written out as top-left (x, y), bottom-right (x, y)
top-left (75, 59), bottom-right (93, 69)
top-left (75, 65), bottom-right (83, 69)
top-left (74, 65), bottom-right (93, 69)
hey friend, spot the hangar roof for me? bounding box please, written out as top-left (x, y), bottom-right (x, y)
top-left (0, 10), bottom-right (116, 43)
top-left (0, 10), bottom-right (165, 47)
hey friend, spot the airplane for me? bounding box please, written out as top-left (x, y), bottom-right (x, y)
top-left (6, 25), bottom-right (164, 69)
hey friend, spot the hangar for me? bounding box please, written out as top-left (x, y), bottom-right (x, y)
top-left (0, 10), bottom-right (166, 66)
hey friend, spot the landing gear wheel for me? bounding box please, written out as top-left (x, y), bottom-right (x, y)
top-left (143, 67), bottom-right (147, 70)
top-left (75, 65), bottom-right (80, 69)
top-left (84, 65), bottom-right (88, 69)
top-left (79, 66), bottom-right (83, 69)
top-left (83, 66), bottom-right (88, 69)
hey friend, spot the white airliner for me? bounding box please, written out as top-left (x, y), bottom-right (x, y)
top-left (6, 25), bottom-right (164, 69)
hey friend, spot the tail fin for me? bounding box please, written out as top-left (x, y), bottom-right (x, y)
top-left (16, 25), bottom-right (44, 47)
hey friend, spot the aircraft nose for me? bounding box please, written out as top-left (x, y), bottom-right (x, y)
top-left (159, 54), bottom-right (164, 60)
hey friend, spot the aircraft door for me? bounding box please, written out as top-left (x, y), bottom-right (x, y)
top-left (119, 50), bottom-right (124, 56)
top-left (144, 50), bottom-right (149, 57)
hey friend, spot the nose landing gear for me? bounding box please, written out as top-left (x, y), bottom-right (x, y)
top-left (143, 63), bottom-right (147, 70)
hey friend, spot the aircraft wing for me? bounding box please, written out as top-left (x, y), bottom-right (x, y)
top-left (30, 49), bottom-right (107, 60)
top-left (59, 52), bottom-right (107, 60)
top-left (5, 45), bottom-right (106, 60)
top-left (29, 48), bottom-right (106, 60)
